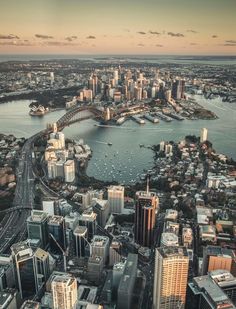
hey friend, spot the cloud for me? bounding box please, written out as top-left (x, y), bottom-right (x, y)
top-left (137, 31), bottom-right (146, 35)
top-left (86, 35), bottom-right (96, 39)
top-left (43, 41), bottom-right (76, 46)
top-left (187, 30), bottom-right (198, 33)
top-left (190, 43), bottom-right (198, 45)
top-left (65, 36), bottom-right (77, 42)
top-left (35, 34), bottom-right (54, 39)
top-left (225, 40), bottom-right (236, 44)
top-left (0, 34), bottom-right (20, 39)
top-left (167, 32), bottom-right (184, 37)
top-left (155, 44), bottom-right (163, 47)
top-left (137, 43), bottom-right (145, 47)
top-left (212, 35), bottom-right (218, 38)
top-left (0, 41), bottom-right (34, 46)
top-left (123, 29), bottom-right (130, 33)
top-left (149, 30), bottom-right (160, 35)
top-left (223, 44), bottom-right (236, 46)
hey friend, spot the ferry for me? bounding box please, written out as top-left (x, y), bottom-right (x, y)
top-left (116, 116), bottom-right (126, 125)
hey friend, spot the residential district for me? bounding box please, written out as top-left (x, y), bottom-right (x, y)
top-left (0, 124), bottom-right (236, 309)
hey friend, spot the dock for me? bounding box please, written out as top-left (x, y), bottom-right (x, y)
top-left (131, 115), bottom-right (145, 124)
top-left (155, 112), bottom-right (172, 122)
top-left (143, 114), bottom-right (159, 123)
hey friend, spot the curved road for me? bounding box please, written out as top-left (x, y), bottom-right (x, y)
top-left (0, 131), bottom-right (45, 253)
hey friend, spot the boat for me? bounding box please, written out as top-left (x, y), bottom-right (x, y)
top-left (107, 142), bottom-right (112, 146)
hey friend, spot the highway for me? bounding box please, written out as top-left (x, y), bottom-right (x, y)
top-left (0, 131), bottom-right (45, 253)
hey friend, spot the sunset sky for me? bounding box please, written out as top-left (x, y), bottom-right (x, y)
top-left (0, 0), bottom-right (235, 55)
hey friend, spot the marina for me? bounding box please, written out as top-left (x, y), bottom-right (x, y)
top-left (131, 115), bottom-right (146, 124)
top-left (143, 113), bottom-right (159, 123)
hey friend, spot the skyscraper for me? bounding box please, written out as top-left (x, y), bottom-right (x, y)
top-left (64, 160), bottom-right (75, 183)
top-left (11, 242), bottom-right (36, 298)
top-left (48, 216), bottom-right (66, 254)
top-left (172, 79), bottom-right (185, 100)
top-left (200, 127), bottom-right (208, 143)
top-left (153, 247), bottom-right (189, 309)
top-left (11, 242), bottom-right (50, 299)
top-left (134, 181), bottom-right (159, 247)
top-left (107, 186), bottom-right (124, 214)
top-left (79, 210), bottom-right (97, 241)
top-left (73, 225), bottom-right (88, 258)
top-left (51, 274), bottom-right (77, 309)
top-left (117, 253), bottom-right (138, 309)
top-left (27, 210), bottom-right (48, 249)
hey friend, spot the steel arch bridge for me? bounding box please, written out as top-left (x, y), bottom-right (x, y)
top-left (56, 105), bottom-right (105, 130)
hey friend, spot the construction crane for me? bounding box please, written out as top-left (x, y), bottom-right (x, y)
top-left (49, 233), bottom-right (68, 272)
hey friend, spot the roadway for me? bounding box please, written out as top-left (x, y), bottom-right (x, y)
top-left (0, 131), bottom-right (45, 253)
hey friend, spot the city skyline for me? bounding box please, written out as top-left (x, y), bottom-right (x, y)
top-left (0, 0), bottom-right (236, 55)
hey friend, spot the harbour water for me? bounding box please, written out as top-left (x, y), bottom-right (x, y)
top-left (0, 95), bottom-right (235, 184)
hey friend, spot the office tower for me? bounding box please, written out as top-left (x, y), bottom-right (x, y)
top-left (48, 216), bottom-right (66, 254)
top-left (87, 256), bottom-right (104, 285)
top-left (109, 240), bottom-right (122, 266)
top-left (202, 246), bottom-right (236, 276)
top-left (64, 160), bottom-right (75, 182)
top-left (11, 242), bottom-right (36, 298)
top-left (20, 300), bottom-right (41, 308)
top-left (210, 270), bottom-right (236, 306)
top-left (165, 89), bottom-right (172, 101)
top-left (51, 274), bottom-right (77, 309)
top-left (73, 225), bottom-right (88, 258)
top-left (55, 132), bottom-right (65, 148)
top-left (113, 70), bottom-right (119, 86)
top-left (42, 200), bottom-right (56, 216)
top-left (117, 253), bottom-right (138, 309)
top-left (187, 274), bottom-right (235, 309)
top-left (79, 210), bottom-right (97, 241)
top-left (134, 181), bottom-right (159, 247)
top-left (200, 127), bottom-right (208, 143)
top-left (27, 210), bottom-right (48, 249)
top-left (91, 236), bottom-right (110, 264)
top-left (107, 186), bottom-right (124, 214)
top-left (153, 247), bottom-right (189, 309)
top-left (172, 79), bottom-right (185, 100)
top-left (34, 248), bottom-right (50, 291)
top-left (112, 261), bottom-right (126, 299)
top-left (92, 199), bottom-right (110, 228)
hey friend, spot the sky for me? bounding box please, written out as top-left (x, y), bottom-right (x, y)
top-left (0, 0), bottom-right (235, 55)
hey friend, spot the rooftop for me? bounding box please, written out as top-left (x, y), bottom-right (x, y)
top-left (193, 275), bottom-right (235, 308)
top-left (158, 246), bottom-right (188, 258)
top-left (48, 215), bottom-right (64, 225)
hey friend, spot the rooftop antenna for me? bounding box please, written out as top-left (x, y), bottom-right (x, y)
top-left (146, 174), bottom-right (150, 194)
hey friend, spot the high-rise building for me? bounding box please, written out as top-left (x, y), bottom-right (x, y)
top-left (109, 240), bottom-right (122, 266)
top-left (73, 225), bottom-right (88, 258)
top-left (153, 247), bottom-right (189, 309)
top-left (51, 274), bottom-right (77, 309)
top-left (79, 210), bottom-right (97, 241)
top-left (27, 210), bottom-right (48, 249)
top-left (92, 199), bottom-right (110, 228)
top-left (210, 270), bottom-right (236, 306)
top-left (134, 184), bottom-right (159, 247)
top-left (11, 242), bottom-right (36, 298)
top-left (117, 253), bottom-right (138, 309)
top-left (107, 186), bottom-right (124, 214)
top-left (91, 236), bottom-right (110, 264)
top-left (87, 256), bottom-right (104, 285)
top-left (34, 248), bottom-right (50, 291)
top-left (187, 274), bottom-right (236, 309)
top-left (200, 127), bottom-right (208, 143)
top-left (202, 246), bottom-right (236, 276)
top-left (172, 79), bottom-right (185, 100)
top-left (64, 160), bottom-right (75, 183)
top-left (48, 216), bottom-right (66, 254)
